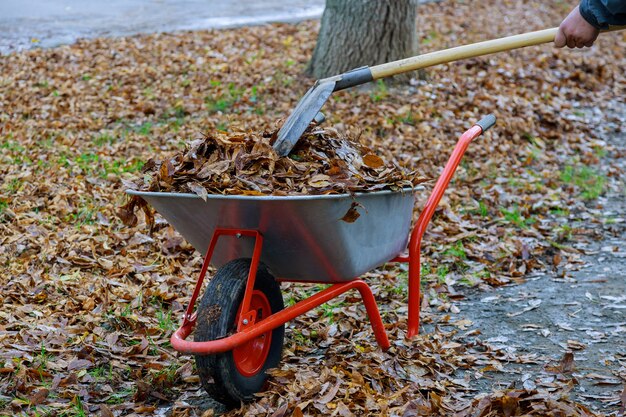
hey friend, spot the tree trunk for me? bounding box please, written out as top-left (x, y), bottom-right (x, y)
top-left (306, 0), bottom-right (418, 83)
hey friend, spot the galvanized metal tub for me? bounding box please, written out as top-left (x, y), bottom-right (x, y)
top-left (127, 188), bottom-right (418, 283)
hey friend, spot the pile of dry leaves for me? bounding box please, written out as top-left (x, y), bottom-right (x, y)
top-left (127, 125), bottom-right (420, 197)
top-left (1, 0), bottom-right (625, 415)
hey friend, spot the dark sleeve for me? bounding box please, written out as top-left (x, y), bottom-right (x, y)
top-left (580, 0), bottom-right (626, 28)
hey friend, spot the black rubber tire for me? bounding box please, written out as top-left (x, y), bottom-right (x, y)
top-left (194, 258), bottom-right (284, 407)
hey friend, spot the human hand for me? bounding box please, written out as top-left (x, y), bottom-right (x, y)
top-left (555, 5), bottom-right (600, 48)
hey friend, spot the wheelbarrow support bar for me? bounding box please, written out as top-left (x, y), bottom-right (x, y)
top-left (171, 229), bottom-right (390, 355)
top-left (393, 115), bottom-right (496, 338)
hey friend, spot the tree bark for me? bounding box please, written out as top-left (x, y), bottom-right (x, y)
top-left (306, 0), bottom-right (418, 83)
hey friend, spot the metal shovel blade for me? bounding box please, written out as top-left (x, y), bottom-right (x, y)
top-left (273, 79), bottom-right (336, 156)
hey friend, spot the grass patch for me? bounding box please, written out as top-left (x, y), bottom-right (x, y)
top-left (370, 80), bottom-right (388, 102)
top-left (135, 121), bottom-right (153, 136)
top-left (436, 264), bottom-right (449, 283)
top-left (500, 206), bottom-right (535, 229)
top-left (474, 201), bottom-right (489, 217)
top-left (88, 364), bottom-right (114, 382)
top-left (105, 387), bottom-right (135, 405)
top-left (549, 207), bottom-right (570, 217)
top-left (443, 241), bottom-right (467, 260)
top-left (560, 165), bottom-right (606, 200)
top-left (93, 133), bottom-right (115, 147)
top-left (205, 81), bottom-right (246, 114)
top-left (156, 310), bottom-right (177, 332)
top-left (554, 224), bottom-right (573, 241)
top-left (390, 270), bottom-right (409, 296)
top-left (5, 178), bottom-right (22, 192)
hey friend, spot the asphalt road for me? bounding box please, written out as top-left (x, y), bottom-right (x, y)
top-left (0, 0), bottom-right (324, 54)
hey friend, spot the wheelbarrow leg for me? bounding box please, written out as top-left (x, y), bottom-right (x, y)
top-left (353, 280), bottom-right (391, 350)
top-left (406, 116), bottom-right (496, 338)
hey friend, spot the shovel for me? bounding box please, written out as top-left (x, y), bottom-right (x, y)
top-left (272, 26), bottom-right (613, 156)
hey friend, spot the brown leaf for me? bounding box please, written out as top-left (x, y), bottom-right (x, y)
top-left (363, 153), bottom-right (384, 169)
top-left (134, 380), bottom-right (152, 402)
top-left (28, 388), bottom-right (49, 406)
top-left (159, 160), bottom-right (175, 182)
top-left (188, 182), bottom-right (208, 201)
top-left (429, 391), bottom-right (442, 412)
top-left (270, 402), bottom-right (288, 417)
top-left (501, 394), bottom-right (519, 417)
top-left (559, 352), bottom-right (575, 374)
top-left (67, 359), bottom-right (93, 371)
top-left (318, 378), bottom-right (341, 404)
top-left (340, 203), bottom-right (361, 223)
top-left (100, 404), bottom-right (115, 417)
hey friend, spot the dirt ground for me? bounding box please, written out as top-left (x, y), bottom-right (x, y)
top-left (426, 102), bottom-right (626, 415)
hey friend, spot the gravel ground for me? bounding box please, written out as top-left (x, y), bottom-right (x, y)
top-left (431, 102), bottom-right (626, 415)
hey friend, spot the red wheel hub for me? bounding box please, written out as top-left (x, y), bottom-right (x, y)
top-left (233, 290), bottom-right (272, 377)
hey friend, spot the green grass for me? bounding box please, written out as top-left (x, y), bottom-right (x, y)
top-left (549, 207), bottom-right (570, 217)
top-left (500, 206), bottom-right (535, 229)
top-left (593, 145), bottom-right (608, 158)
top-left (88, 364), bottom-right (114, 382)
top-left (420, 30), bottom-right (438, 45)
top-left (156, 310), bottom-right (177, 332)
top-left (100, 159), bottom-right (144, 177)
top-left (390, 270), bottom-right (409, 296)
top-left (93, 133), bottom-right (115, 147)
top-left (319, 301), bottom-right (347, 321)
top-left (475, 201), bottom-right (489, 217)
top-left (120, 302), bottom-right (134, 318)
top-left (5, 178), bottom-right (22, 192)
top-left (75, 153), bottom-right (99, 173)
top-left (560, 165), bottom-right (606, 200)
top-left (291, 330), bottom-right (308, 346)
top-left (105, 387), bottom-right (136, 405)
top-left (58, 396), bottom-right (87, 417)
top-left (0, 138), bottom-right (26, 153)
top-left (66, 204), bottom-right (97, 227)
top-left (135, 121), bottom-right (153, 136)
top-left (70, 152), bottom-right (144, 178)
top-left (35, 342), bottom-right (49, 371)
top-left (284, 295), bottom-right (297, 307)
top-left (554, 224), bottom-right (573, 241)
top-left (436, 265), bottom-right (449, 283)
top-left (204, 82), bottom-right (246, 114)
top-left (443, 241), bottom-right (467, 260)
top-left (370, 80), bottom-right (388, 102)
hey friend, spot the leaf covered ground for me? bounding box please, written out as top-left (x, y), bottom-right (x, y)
top-left (1, 0), bottom-right (625, 416)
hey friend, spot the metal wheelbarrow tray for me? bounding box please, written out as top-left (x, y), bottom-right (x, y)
top-left (127, 188), bottom-right (416, 283)
top-left (126, 116), bottom-right (496, 406)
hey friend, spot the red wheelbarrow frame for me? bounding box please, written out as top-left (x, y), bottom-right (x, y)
top-left (171, 116), bottom-right (496, 355)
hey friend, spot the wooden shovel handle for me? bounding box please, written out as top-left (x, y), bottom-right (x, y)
top-left (370, 28), bottom-right (559, 79)
top-left (370, 25), bottom-right (626, 80)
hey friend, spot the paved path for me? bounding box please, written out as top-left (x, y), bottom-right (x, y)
top-left (438, 102), bottom-right (626, 415)
top-left (0, 0), bottom-right (324, 54)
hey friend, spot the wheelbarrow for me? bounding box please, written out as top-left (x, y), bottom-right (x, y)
top-left (126, 115), bottom-right (496, 406)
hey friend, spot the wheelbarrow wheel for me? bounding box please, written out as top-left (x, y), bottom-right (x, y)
top-left (194, 258), bottom-right (284, 407)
